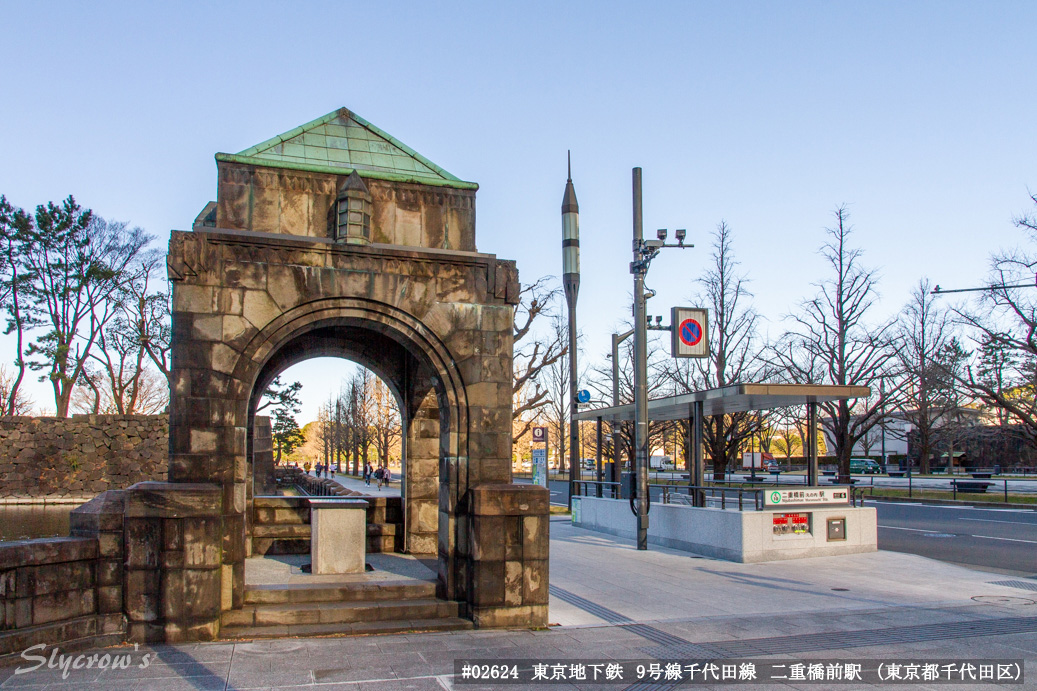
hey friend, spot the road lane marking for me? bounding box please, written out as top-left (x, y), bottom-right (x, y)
top-left (959, 517), bottom-right (1037, 526)
top-left (971, 535), bottom-right (1037, 545)
top-left (881, 525), bottom-right (1037, 544)
top-left (869, 501), bottom-right (923, 506)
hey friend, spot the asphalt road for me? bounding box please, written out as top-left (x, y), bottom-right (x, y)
top-left (873, 500), bottom-right (1037, 577)
top-left (529, 478), bottom-right (1037, 577)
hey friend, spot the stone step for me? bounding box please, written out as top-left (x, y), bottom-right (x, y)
top-left (223, 598), bottom-right (460, 627)
top-left (220, 616), bottom-right (473, 640)
top-left (253, 524), bottom-right (310, 538)
top-left (244, 579), bottom-right (436, 605)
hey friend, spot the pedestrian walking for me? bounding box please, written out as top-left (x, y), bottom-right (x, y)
top-left (364, 462), bottom-right (372, 486)
top-left (383, 466), bottom-right (392, 488)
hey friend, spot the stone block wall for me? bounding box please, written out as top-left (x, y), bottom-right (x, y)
top-left (0, 416), bottom-right (168, 500)
top-left (215, 163), bottom-right (477, 251)
top-left (0, 536), bottom-right (125, 656)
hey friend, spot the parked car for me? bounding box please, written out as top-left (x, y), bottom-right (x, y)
top-left (850, 458), bottom-right (882, 474)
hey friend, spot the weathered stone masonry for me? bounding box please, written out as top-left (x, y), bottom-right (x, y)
top-left (0, 106), bottom-right (550, 650)
top-left (0, 416), bottom-right (168, 500)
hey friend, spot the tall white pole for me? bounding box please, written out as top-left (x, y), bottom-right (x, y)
top-left (562, 153), bottom-right (581, 511)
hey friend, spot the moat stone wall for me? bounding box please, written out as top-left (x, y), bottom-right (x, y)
top-left (0, 416), bottom-right (168, 500)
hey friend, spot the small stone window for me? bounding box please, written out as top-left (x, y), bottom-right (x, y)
top-left (332, 170), bottom-right (372, 244)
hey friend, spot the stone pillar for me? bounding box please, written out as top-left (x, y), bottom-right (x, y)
top-left (122, 482), bottom-right (222, 642)
top-left (405, 390), bottom-right (440, 555)
top-left (253, 416), bottom-right (275, 496)
top-left (310, 498), bottom-right (368, 574)
top-left (467, 484), bottom-right (549, 628)
top-left (70, 491), bottom-right (128, 621)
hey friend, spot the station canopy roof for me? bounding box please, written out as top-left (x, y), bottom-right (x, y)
top-left (574, 383), bottom-right (872, 422)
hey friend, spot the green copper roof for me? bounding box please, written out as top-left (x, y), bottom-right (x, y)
top-left (215, 107), bottom-right (477, 190)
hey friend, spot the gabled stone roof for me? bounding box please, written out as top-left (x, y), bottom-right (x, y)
top-left (215, 107), bottom-right (477, 190)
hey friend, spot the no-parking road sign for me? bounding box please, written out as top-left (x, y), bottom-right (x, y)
top-left (670, 307), bottom-right (709, 358)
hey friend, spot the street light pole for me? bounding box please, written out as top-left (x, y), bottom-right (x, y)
top-left (562, 153), bottom-right (581, 512)
top-left (611, 328), bottom-right (634, 486)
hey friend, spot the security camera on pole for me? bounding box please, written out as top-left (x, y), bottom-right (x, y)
top-left (562, 152), bottom-right (580, 512)
top-left (629, 168), bottom-right (690, 550)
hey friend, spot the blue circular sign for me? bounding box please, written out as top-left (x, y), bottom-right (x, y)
top-left (577, 389), bottom-right (591, 403)
top-left (679, 318), bottom-right (703, 347)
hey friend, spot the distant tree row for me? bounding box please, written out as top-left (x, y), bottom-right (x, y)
top-left (513, 195), bottom-right (1037, 480)
top-left (305, 371), bottom-right (401, 472)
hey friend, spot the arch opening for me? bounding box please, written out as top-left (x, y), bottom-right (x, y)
top-left (244, 318), bottom-right (454, 567)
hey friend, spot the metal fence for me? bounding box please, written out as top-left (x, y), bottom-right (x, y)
top-left (572, 480), bottom-right (865, 510)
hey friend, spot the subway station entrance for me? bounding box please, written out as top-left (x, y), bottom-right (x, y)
top-left (128, 107), bottom-right (548, 641)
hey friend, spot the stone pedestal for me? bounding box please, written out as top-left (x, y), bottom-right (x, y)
top-left (122, 482), bottom-right (223, 642)
top-left (467, 484), bottom-right (549, 628)
top-left (310, 498), bottom-right (368, 574)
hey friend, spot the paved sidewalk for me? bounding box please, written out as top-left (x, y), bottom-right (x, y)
top-left (330, 473), bottom-right (401, 498)
top-left (2, 518), bottom-right (1035, 689)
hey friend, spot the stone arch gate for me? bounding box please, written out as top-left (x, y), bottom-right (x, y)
top-left (119, 108), bottom-right (548, 642)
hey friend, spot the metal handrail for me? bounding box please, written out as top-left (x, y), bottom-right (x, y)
top-left (573, 480), bottom-right (620, 499)
top-left (650, 483), bottom-right (765, 511)
top-left (575, 479), bottom-right (867, 510)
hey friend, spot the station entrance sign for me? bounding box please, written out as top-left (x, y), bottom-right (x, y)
top-left (764, 488), bottom-right (849, 507)
top-left (670, 307), bottom-right (709, 358)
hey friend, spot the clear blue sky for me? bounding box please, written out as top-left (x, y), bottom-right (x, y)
top-left (2, 2), bottom-right (1035, 422)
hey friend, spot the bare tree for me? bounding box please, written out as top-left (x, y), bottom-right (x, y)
top-left (0, 364), bottom-right (34, 415)
top-left (587, 329), bottom-right (669, 472)
top-left (770, 207), bottom-right (897, 482)
top-left (770, 408), bottom-right (802, 459)
top-left (897, 279), bottom-right (957, 473)
top-left (660, 221), bottom-right (762, 480)
top-left (123, 254), bottom-right (172, 386)
top-left (512, 278), bottom-right (566, 443)
top-left (369, 377), bottom-right (402, 466)
top-left (339, 371), bottom-right (374, 474)
top-left (954, 193), bottom-right (1037, 447)
top-left (542, 316), bottom-right (571, 471)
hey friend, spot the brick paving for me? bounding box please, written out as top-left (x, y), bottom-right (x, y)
top-left (2, 518), bottom-right (1035, 689)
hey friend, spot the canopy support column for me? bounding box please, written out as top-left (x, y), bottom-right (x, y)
top-left (595, 416), bottom-right (603, 498)
top-left (807, 401), bottom-right (819, 486)
top-left (692, 401), bottom-right (704, 507)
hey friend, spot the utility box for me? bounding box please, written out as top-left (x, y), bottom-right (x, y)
top-left (620, 472), bottom-right (636, 499)
top-left (827, 517), bottom-right (846, 541)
